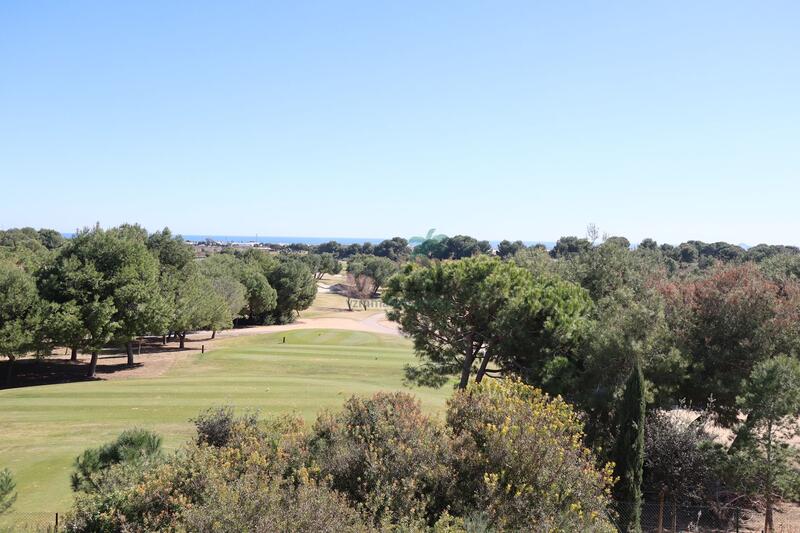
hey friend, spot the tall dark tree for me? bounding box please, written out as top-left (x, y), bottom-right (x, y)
top-left (613, 357), bottom-right (646, 533)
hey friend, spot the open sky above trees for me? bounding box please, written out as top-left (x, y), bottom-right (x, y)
top-left (2, 1), bottom-right (799, 244)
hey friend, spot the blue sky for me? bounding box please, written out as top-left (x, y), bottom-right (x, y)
top-left (1, 1), bottom-right (798, 245)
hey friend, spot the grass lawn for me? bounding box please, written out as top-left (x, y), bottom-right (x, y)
top-left (0, 329), bottom-right (447, 522)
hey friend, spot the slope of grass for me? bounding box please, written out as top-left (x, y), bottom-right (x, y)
top-left (0, 329), bottom-right (446, 520)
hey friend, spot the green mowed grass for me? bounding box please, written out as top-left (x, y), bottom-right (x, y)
top-left (0, 329), bottom-right (448, 519)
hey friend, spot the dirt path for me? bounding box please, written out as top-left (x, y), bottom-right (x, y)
top-left (52, 311), bottom-right (400, 381)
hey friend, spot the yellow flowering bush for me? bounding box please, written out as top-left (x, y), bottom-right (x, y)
top-left (446, 379), bottom-right (615, 532)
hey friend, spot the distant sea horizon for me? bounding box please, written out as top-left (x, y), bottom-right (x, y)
top-left (60, 232), bottom-right (557, 249)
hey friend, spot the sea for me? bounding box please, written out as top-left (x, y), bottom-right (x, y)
top-left (182, 235), bottom-right (556, 249)
top-left (61, 232), bottom-right (556, 249)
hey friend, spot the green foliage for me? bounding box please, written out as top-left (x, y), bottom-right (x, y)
top-left (197, 253), bottom-right (248, 326)
top-left (660, 264), bottom-right (800, 426)
top-left (412, 234), bottom-right (491, 260)
top-left (727, 355), bottom-right (800, 520)
top-left (496, 239), bottom-right (525, 259)
top-left (37, 226), bottom-right (168, 366)
top-left (643, 410), bottom-right (715, 502)
top-left (347, 254), bottom-right (399, 297)
top-left (311, 392), bottom-right (453, 525)
top-left (612, 359), bottom-right (646, 532)
top-left (384, 256), bottom-right (591, 389)
top-left (0, 469), bottom-right (16, 516)
top-left (192, 405), bottom-right (258, 448)
top-left (550, 236), bottom-right (592, 259)
top-left (267, 257), bottom-right (317, 323)
top-left (447, 379), bottom-right (614, 532)
top-left (146, 227), bottom-right (194, 272)
top-left (577, 288), bottom-right (679, 451)
top-left (374, 237), bottom-right (411, 261)
top-left (302, 252), bottom-right (342, 279)
top-left (239, 263), bottom-right (278, 323)
top-left (71, 428), bottom-right (162, 493)
top-left (182, 478), bottom-right (370, 533)
top-left (0, 262), bottom-right (43, 369)
top-left (168, 271), bottom-right (230, 336)
top-left (65, 384), bottom-right (615, 532)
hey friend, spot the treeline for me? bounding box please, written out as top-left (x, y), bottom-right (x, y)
top-left (0, 225), bottom-right (318, 382)
top-left (300, 235), bottom-right (491, 261)
top-left (384, 235), bottom-right (800, 531)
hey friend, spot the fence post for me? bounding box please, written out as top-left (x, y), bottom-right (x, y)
top-left (55, 512), bottom-right (59, 530)
top-left (735, 507), bottom-right (740, 533)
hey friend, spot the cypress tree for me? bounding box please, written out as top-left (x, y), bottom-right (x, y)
top-left (613, 357), bottom-right (646, 532)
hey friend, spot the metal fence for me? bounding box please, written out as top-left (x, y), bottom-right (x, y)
top-left (613, 501), bottom-right (800, 532)
top-left (4, 505), bottom-right (800, 532)
top-left (0, 512), bottom-right (61, 533)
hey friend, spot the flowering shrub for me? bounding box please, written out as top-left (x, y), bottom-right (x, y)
top-left (66, 383), bottom-right (614, 532)
top-left (310, 392), bottom-right (454, 525)
top-left (447, 379), bottom-right (615, 532)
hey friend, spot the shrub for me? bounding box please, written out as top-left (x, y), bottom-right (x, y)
top-left (446, 379), bottom-right (615, 532)
top-left (643, 410), bottom-right (715, 503)
top-left (68, 386), bottom-right (616, 532)
top-left (71, 428), bottom-right (162, 493)
top-left (192, 405), bottom-right (258, 447)
top-left (0, 469), bottom-right (16, 515)
top-left (66, 415), bottom-right (314, 532)
top-left (182, 477), bottom-right (370, 533)
top-left (310, 392), bottom-right (454, 525)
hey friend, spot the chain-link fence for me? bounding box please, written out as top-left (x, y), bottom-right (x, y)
top-left (0, 512), bottom-right (61, 533)
top-left (613, 501), bottom-right (800, 532)
top-left (4, 505), bottom-right (800, 532)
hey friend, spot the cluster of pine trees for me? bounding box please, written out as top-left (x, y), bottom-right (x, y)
top-left (0, 225), bottom-right (318, 382)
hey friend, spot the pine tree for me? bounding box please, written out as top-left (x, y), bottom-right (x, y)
top-left (613, 357), bottom-right (646, 532)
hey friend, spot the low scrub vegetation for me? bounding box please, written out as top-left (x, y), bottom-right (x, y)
top-left (64, 381), bottom-right (615, 532)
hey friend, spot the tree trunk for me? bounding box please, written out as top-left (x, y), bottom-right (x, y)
top-left (211, 330), bottom-right (216, 339)
top-left (475, 348), bottom-right (492, 383)
top-left (671, 497), bottom-right (676, 533)
top-left (179, 332), bottom-right (186, 349)
top-left (87, 352), bottom-right (98, 378)
top-left (5, 355), bottom-right (15, 385)
top-left (126, 341), bottom-right (134, 366)
top-left (458, 352), bottom-right (475, 389)
top-left (162, 335), bottom-right (166, 345)
top-left (70, 346), bottom-right (78, 362)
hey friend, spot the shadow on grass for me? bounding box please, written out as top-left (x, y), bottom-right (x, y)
top-left (0, 337), bottom-right (195, 390)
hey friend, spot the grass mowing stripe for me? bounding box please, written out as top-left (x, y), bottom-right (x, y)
top-left (0, 329), bottom-right (449, 519)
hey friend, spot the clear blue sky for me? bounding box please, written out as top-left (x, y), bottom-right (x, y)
top-left (1, 1), bottom-right (798, 245)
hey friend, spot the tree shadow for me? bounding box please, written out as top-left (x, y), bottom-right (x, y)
top-left (0, 337), bottom-right (199, 390)
top-left (0, 359), bottom-right (132, 389)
